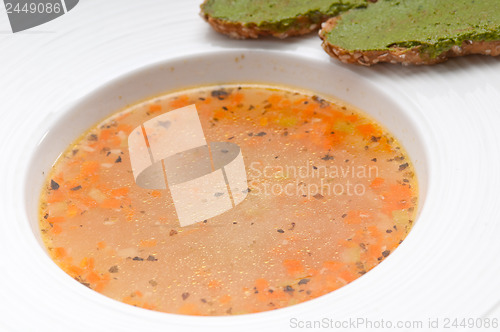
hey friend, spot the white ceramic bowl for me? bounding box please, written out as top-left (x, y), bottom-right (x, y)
top-left (22, 50), bottom-right (435, 331)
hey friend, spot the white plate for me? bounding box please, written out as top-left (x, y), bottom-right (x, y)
top-left (1, 1), bottom-right (500, 331)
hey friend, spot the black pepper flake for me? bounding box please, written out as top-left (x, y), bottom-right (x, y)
top-left (222, 106), bottom-right (228, 111)
top-left (312, 166), bottom-right (318, 170)
top-left (50, 180), bottom-right (60, 190)
top-left (132, 256), bottom-right (144, 261)
top-left (371, 158), bottom-right (377, 162)
top-left (371, 136), bottom-right (380, 142)
top-left (200, 298), bottom-right (207, 303)
top-left (214, 192), bottom-right (224, 197)
top-left (298, 278), bottom-right (310, 285)
top-left (149, 280), bottom-right (158, 287)
top-left (43, 213), bottom-right (48, 219)
top-left (247, 132), bottom-right (254, 137)
top-left (283, 285), bottom-right (294, 294)
top-left (321, 154), bottom-right (334, 161)
top-left (88, 134), bottom-right (98, 141)
top-left (288, 222), bottom-right (296, 231)
top-left (386, 229), bottom-right (392, 233)
top-left (277, 229), bottom-right (285, 233)
top-left (399, 163), bottom-right (409, 171)
top-left (147, 255), bottom-right (158, 261)
top-left (199, 97), bottom-right (206, 101)
top-left (341, 213), bottom-right (347, 218)
top-left (227, 136), bottom-right (234, 140)
top-left (248, 105), bottom-right (255, 110)
top-left (182, 292), bottom-right (190, 300)
top-left (382, 250), bottom-right (391, 257)
top-left (211, 89), bottom-right (229, 100)
top-left (255, 132), bottom-right (267, 137)
top-left (169, 229), bottom-right (178, 236)
top-left (71, 185), bottom-right (82, 191)
top-left (226, 307), bottom-right (233, 314)
top-left (108, 265), bottom-right (119, 273)
top-left (313, 193), bottom-right (324, 200)
top-left (115, 156), bottom-right (122, 163)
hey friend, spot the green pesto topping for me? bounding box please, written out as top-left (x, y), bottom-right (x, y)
top-left (326, 0), bottom-right (500, 58)
top-left (202, 0), bottom-right (368, 32)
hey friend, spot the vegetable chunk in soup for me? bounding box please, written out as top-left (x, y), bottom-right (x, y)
top-left (39, 84), bottom-right (418, 315)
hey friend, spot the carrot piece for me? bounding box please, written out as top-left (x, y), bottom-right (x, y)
top-left (53, 247), bottom-right (67, 259)
top-left (139, 239), bottom-right (157, 248)
top-left (86, 271), bottom-right (101, 283)
top-left (254, 278), bottom-right (269, 291)
top-left (80, 257), bottom-right (95, 270)
top-left (356, 123), bottom-right (382, 140)
top-left (111, 187), bottom-right (129, 197)
top-left (170, 95), bottom-right (190, 109)
top-left (219, 294), bottom-right (232, 304)
top-left (135, 290), bottom-right (143, 298)
top-left (381, 184), bottom-right (413, 215)
top-left (208, 280), bottom-right (221, 289)
top-left (67, 265), bottom-right (84, 276)
top-left (344, 211), bottom-right (372, 225)
top-left (323, 261), bottom-right (341, 271)
top-left (51, 224), bottom-right (63, 235)
top-left (370, 177), bottom-right (385, 189)
top-left (100, 129), bottom-right (113, 141)
top-left (151, 190), bottom-right (161, 198)
top-left (268, 94), bottom-right (282, 105)
top-left (100, 198), bottom-right (121, 209)
top-left (47, 216), bottom-right (65, 223)
top-left (97, 241), bottom-right (106, 250)
top-left (149, 104), bottom-right (162, 113)
top-left (283, 259), bottom-right (304, 275)
top-left (117, 124), bottom-right (133, 134)
top-left (231, 93), bottom-right (244, 105)
top-left (80, 161), bottom-right (100, 177)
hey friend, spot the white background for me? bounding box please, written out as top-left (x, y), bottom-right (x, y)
top-left (0, 1), bottom-right (499, 331)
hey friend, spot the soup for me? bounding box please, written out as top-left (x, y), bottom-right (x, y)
top-left (39, 84), bottom-right (418, 315)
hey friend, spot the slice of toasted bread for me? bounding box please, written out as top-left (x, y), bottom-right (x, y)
top-left (319, 0), bottom-right (500, 66)
top-left (200, 0), bottom-right (372, 39)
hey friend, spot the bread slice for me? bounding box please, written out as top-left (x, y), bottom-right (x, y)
top-left (200, 0), bottom-right (373, 39)
top-left (319, 0), bottom-right (500, 66)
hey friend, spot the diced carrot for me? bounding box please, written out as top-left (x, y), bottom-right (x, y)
top-left (268, 94), bottom-right (282, 105)
top-left (208, 280), bottom-right (221, 289)
top-left (139, 239), bottom-right (157, 248)
top-left (97, 241), bottom-right (106, 250)
top-left (356, 123), bottom-right (381, 140)
top-left (50, 224), bottom-right (62, 235)
top-left (381, 184), bottom-right (413, 215)
top-left (67, 265), bottom-right (84, 276)
top-left (151, 190), bottom-right (161, 198)
top-left (135, 290), bottom-right (143, 298)
top-left (219, 294), bottom-right (232, 304)
top-left (254, 278), bottom-right (269, 291)
top-left (260, 117), bottom-right (268, 126)
top-left (67, 203), bottom-right (80, 217)
top-left (170, 95), bottom-right (190, 109)
top-left (100, 129), bottom-right (113, 141)
top-left (111, 187), bottom-right (129, 197)
top-left (100, 198), bottom-right (121, 209)
top-left (47, 216), bottom-right (65, 223)
top-left (149, 104), bottom-right (162, 113)
top-left (370, 177), bottom-right (385, 189)
top-left (231, 93), bottom-right (244, 105)
top-left (86, 271), bottom-right (100, 283)
top-left (53, 247), bottom-right (67, 259)
top-left (323, 261), bottom-right (341, 271)
top-left (283, 259), bottom-right (304, 275)
top-left (345, 211), bottom-right (372, 225)
top-left (80, 257), bottom-right (95, 270)
top-left (117, 124), bottom-right (133, 134)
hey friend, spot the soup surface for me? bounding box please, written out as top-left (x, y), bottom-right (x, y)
top-left (39, 84), bottom-right (418, 315)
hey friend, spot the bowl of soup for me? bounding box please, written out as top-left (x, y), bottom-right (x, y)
top-left (24, 50), bottom-right (431, 326)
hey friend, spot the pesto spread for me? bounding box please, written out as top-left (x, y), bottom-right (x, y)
top-left (202, 0), bottom-right (368, 32)
top-left (325, 0), bottom-right (500, 58)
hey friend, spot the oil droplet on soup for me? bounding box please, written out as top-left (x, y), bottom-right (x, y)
top-left (39, 84), bottom-right (418, 315)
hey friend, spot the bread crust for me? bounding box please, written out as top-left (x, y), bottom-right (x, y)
top-left (319, 17), bottom-right (500, 66)
top-left (200, 11), bottom-right (326, 39)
